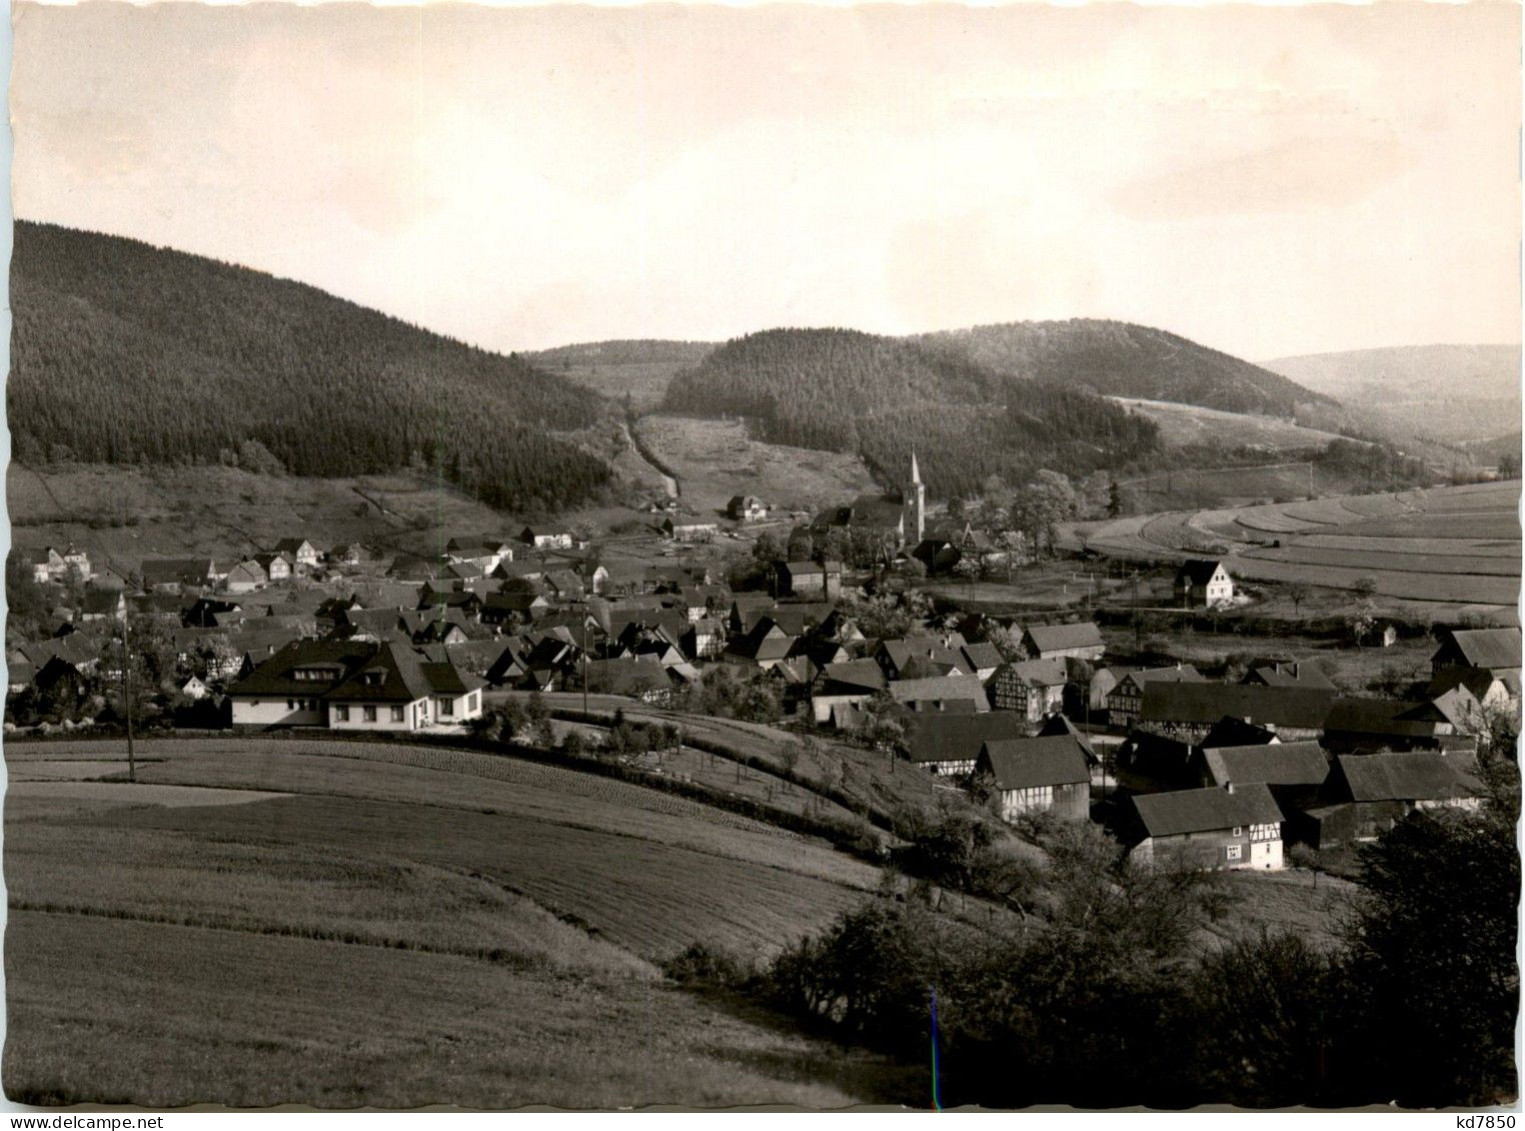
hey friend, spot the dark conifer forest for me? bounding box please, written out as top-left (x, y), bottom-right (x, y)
top-left (10, 222), bottom-right (612, 512)
top-left (662, 328), bottom-right (1163, 498)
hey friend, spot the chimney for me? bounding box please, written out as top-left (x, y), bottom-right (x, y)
top-left (1226, 781), bottom-right (1235, 794)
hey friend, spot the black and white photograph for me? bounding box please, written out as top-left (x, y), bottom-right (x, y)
top-left (3, 0), bottom-right (1521, 1113)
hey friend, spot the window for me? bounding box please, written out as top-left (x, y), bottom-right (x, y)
top-left (440, 698), bottom-right (454, 716)
top-left (1231, 826), bottom-right (1243, 838)
top-left (391, 706), bottom-right (405, 723)
top-left (363, 706), bottom-right (377, 722)
top-left (336, 705), bottom-right (350, 721)
top-left (1225, 844), bottom-right (1243, 861)
top-left (287, 699), bottom-right (295, 710)
top-left (469, 692), bottom-right (479, 711)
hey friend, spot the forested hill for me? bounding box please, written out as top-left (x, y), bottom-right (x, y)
top-left (526, 339), bottom-right (717, 369)
top-left (915, 319), bottom-right (1337, 417)
top-left (662, 327), bottom-right (1161, 498)
top-left (10, 222), bottom-right (611, 512)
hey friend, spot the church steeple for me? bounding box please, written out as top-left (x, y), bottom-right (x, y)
top-left (907, 450), bottom-right (926, 545)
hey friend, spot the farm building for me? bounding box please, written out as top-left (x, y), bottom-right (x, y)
top-left (1137, 682), bottom-right (1336, 743)
top-left (1174, 559), bottom-right (1234, 607)
top-left (224, 559), bottom-right (268, 594)
top-left (809, 659), bottom-right (888, 725)
top-left (727, 495), bottom-right (768, 522)
top-left (1022, 622), bottom-right (1105, 662)
top-left (1194, 741), bottom-right (1329, 813)
top-left (975, 735), bottom-right (1092, 822)
top-left (902, 712), bottom-right (1031, 776)
top-left (779, 561), bottom-right (843, 599)
top-left (988, 657), bottom-right (1068, 720)
top-left (1294, 753), bottom-right (1482, 848)
top-left (1115, 731), bottom-right (1200, 794)
top-left (1428, 667), bottom-right (1515, 716)
top-left (889, 674), bottom-right (990, 715)
top-left (253, 553), bottom-right (295, 583)
top-left (141, 558), bottom-right (220, 593)
top-left (77, 588), bottom-right (126, 623)
top-left (1106, 664), bottom-right (1206, 725)
top-left (1321, 696), bottom-right (1475, 755)
top-left (662, 518), bottom-right (718, 542)
top-left (1431, 626), bottom-right (1521, 680)
top-left (1124, 784), bottom-right (1286, 871)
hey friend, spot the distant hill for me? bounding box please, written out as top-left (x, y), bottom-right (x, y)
top-left (914, 319), bottom-right (1337, 417)
top-left (1264, 344), bottom-right (1521, 445)
top-left (11, 222), bottom-right (611, 512)
top-left (526, 340), bottom-right (718, 412)
top-left (662, 327), bottom-right (1161, 498)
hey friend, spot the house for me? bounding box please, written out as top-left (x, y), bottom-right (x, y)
top-left (1428, 667), bottom-right (1515, 718)
top-left (1194, 741), bottom-right (1330, 813)
top-left (327, 542), bottom-right (379, 568)
top-left (228, 640), bottom-right (483, 731)
top-left (685, 617), bottom-right (727, 661)
top-left (988, 658), bottom-right (1067, 720)
top-left (225, 559), bottom-right (269, 594)
top-left (183, 598), bottom-right (245, 629)
top-left (19, 546), bottom-right (65, 584)
top-left (809, 659), bottom-right (889, 725)
top-left (253, 553), bottom-right (295, 583)
top-left (727, 495), bottom-right (768, 522)
top-left (272, 539), bottom-right (322, 570)
top-left (1431, 626), bottom-right (1521, 681)
top-left (725, 618), bottom-right (797, 671)
top-left (888, 674), bottom-right (990, 715)
top-left (1175, 559), bottom-right (1235, 607)
top-left (960, 642), bottom-right (1003, 683)
top-left (325, 642), bottom-right (485, 730)
top-left (584, 658), bottom-right (678, 704)
top-left (481, 592), bottom-right (549, 626)
top-left (544, 569), bottom-right (587, 603)
top-left (1137, 682), bottom-right (1336, 744)
top-left (56, 544), bottom-right (92, 580)
top-left (975, 735), bottom-right (1092, 822)
top-left (901, 712), bottom-right (1031, 775)
top-left (1022, 622), bottom-right (1105, 662)
top-left (1125, 784), bottom-right (1286, 871)
top-left (1296, 753), bottom-right (1482, 848)
top-left (78, 588), bottom-right (126, 623)
top-left (1321, 696), bottom-right (1474, 755)
top-left (1106, 664), bottom-right (1207, 726)
top-left (141, 558), bottom-right (218, 593)
top-left (178, 675), bottom-right (211, 701)
top-left (663, 519), bottom-right (718, 543)
top-left (779, 560), bottom-right (843, 599)
top-left (519, 527), bottom-right (574, 551)
top-left (873, 635), bottom-right (973, 681)
top-left (418, 589), bottom-right (484, 622)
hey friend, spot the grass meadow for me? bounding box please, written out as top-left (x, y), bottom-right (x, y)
top-left (3, 740), bottom-right (910, 1108)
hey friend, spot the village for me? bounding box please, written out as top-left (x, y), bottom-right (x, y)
top-left (8, 451), bottom-right (1516, 875)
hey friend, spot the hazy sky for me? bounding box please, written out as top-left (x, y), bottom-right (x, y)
top-left (13, 2), bottom-right (1522, 359)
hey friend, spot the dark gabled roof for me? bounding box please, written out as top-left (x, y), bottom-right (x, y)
top-left (1119, 664), bottom-right (1206, 691)
top-left (1437, 628), bottom-right (1522, 671)
top-left (1130, 784), bottom-right (1284, 839)
top-left (1334, 753), bottom-right (1480, 803)
top-left (1323, 697), bottom-right (1442, 739)
top-left (227, 640), bottom-right (376, 697)
top-left (960, 642), bottom-right (1003, 671)
top-left (817, 659), bottom-right (888, 694)
top-left (1140, 682), bottom-right (1336, 729)
top-left (80, 589), bottom-right (124, 615)
top-left (141, 558), bottom-right (214, 585)
top-left (419, 660), bottom-right (485, 696)
top-left (782, 560), bottom-right (843, 575)
top-left (979, 735), bottom-right (1090, 790)
top-left (1244, 662), bottom-right (1337, 690)
top-left (996, 657), bottom-right (1068, 688)
top-left (272, 538), bottom-right (317, 554)
top-left (326, 642), bottom-right (436, 703)
top-left (1176, 559), bottom-right (1227, 586)
top-left (1025, 622), bottom-right (1104, 654)
top-left (889, 674), bottom-right (988, 706)
top-left (1200, 742), bottom-right (1330, 788)
top-left (902, 712), bottom-right (1031, 763)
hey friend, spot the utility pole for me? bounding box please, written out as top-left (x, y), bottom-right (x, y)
top-left (582, 615), bottom-right (589, 716)
top-left (1132, 571), bottom-right (1142, 654)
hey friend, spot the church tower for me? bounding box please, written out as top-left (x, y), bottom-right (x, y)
top-left (906, 450), bottom-right (926, 545)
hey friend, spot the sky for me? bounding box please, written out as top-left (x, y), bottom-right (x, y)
top-left (12, 1), bottom-right (1522, 360)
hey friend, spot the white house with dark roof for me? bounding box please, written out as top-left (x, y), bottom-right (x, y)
top-left (1174, 559), bottom-right (1234, 607)
top-left (1126, 784), bottom-right (1286, 871)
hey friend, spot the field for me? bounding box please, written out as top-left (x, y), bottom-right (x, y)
top-left (1075, 481), bottom-right (1521, 623)
top-left (1110, 398), bottom-right (1347, 452)
top-left (7, 463), bottom-right (522, 565)
top-left (4, 739), bottom-right (910, 1108)
top-left (634, 414), bottom-right (880, 521)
